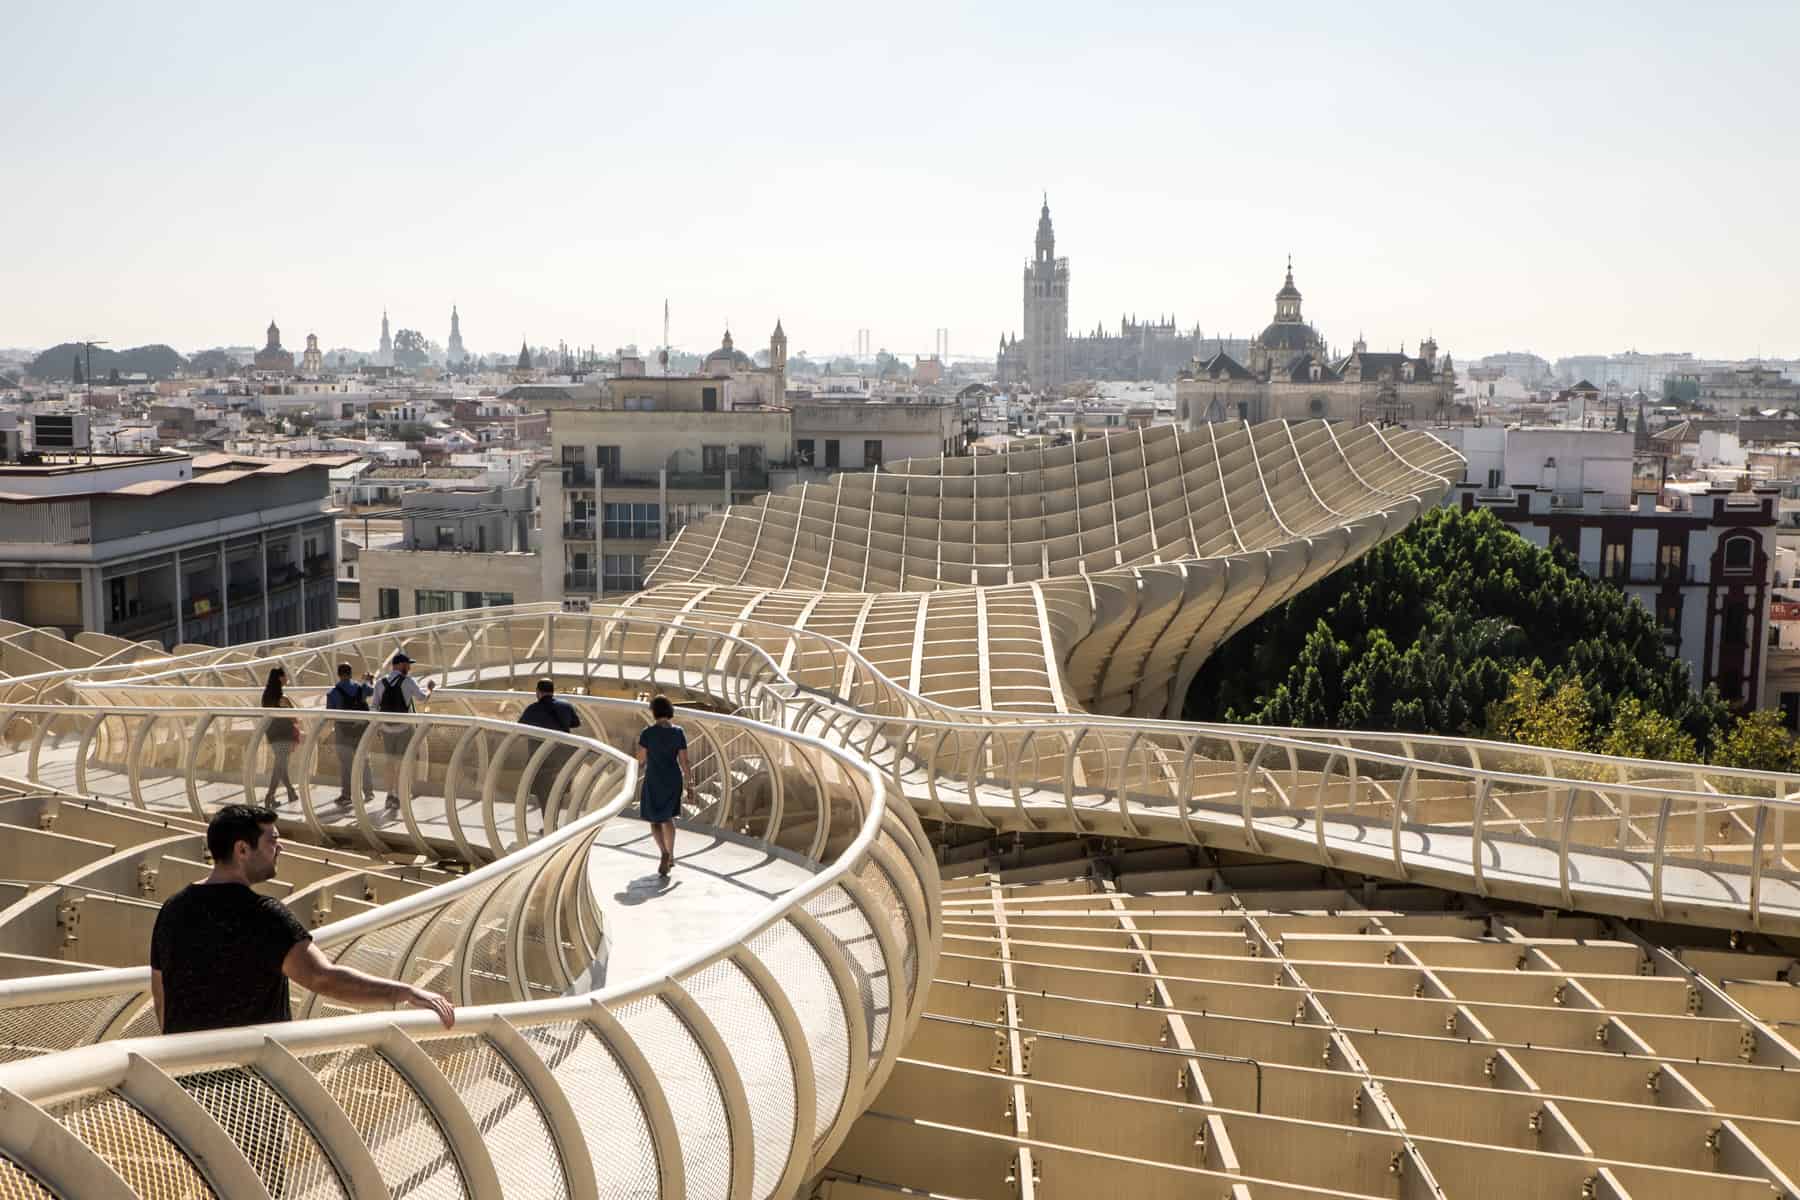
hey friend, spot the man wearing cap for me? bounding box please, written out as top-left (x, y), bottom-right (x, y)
top-left (371, 653), bottom-right (436, 817)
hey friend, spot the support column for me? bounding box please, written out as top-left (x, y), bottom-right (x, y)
top-left (218, 545), bottom-right (229, 642)
top-left (258, 530), bottom-right (271, 639)
top-left (172, 551), bottom-right (184, 644)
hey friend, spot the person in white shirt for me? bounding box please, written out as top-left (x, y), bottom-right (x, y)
top-left (370, 653), bottom-right (436, 816)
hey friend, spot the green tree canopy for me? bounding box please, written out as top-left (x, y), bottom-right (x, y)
top-left (1709, 709), bottom-right (1800, 773)
top-left (1185, 507), bottom-right (1732, 752)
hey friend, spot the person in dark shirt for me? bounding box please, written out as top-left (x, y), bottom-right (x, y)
top-left (323, 662), bottom-right (376, 807)
top-left (636, 694), bottom-right (691, 877)
top-left (518, 679), bottom-right (581, 813)
top-left (150, 804), bottom-right (456, 1035)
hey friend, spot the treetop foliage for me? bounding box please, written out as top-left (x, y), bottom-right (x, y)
top-left (1185, 507), bottom-right (1736, 756)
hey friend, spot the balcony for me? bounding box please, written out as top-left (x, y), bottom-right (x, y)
top-left (303, 553), bottom-right (334, 580)
top-left (227, 582), bottom-right (263, 606)
top-left (1579, 561), bottom-right (1697, 585)
top-left (561, 466), bottom-right (595, 487)
top-left (564, 570), bottom-right (597, 593)
top-left (664, 471), bottom-right (728, 491)
top-left (601, 521), bottom-right (662, 541)
top-left (563, 520), bottom-right (596, 541)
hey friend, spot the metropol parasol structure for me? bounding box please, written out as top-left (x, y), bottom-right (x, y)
top-left (0, 420), bottom-right (1792, 1198)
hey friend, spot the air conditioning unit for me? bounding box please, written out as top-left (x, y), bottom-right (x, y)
top-left (32, 413), bottom-right (90, 453)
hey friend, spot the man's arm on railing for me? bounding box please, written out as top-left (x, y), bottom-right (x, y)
top-left (282, 940), bottom-right (455, 1028)
top-left (150, 968), bottom-right (165, 1033)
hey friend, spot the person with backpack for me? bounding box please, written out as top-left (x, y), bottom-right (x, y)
top-left (517, 679), bottom-right (581, 813)
top-left (370, 653), bottom-right (435, 817)
top-left (324, 663), bottom-right (376, 809)
top-left (261, 667), bottom-right (301, 808)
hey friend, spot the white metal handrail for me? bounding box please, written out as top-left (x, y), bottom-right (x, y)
top-left (56, 607), bottom-right (1800, 932)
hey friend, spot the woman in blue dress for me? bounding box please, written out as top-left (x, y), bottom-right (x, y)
top-left (636, 694), bottom-right (691, 877)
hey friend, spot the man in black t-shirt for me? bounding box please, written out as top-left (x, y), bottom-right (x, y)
top-left (150, 805), bottom-right (456, 1035)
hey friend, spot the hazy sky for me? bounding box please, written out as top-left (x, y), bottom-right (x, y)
top-left (4, 1), bottom-right (1795, 364)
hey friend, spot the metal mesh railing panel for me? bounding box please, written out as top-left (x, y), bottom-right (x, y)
top-left (304, 1047), bottom-right (467, 1200)
top-left (464, 874), bottom-right (524, 1006)
top-left (805, 883), bottom-right (889, 1055)
top-left (863, 840), bottom-right (919, 996)
top-left (0, 996), bottom-right (116, 1060)
top-left (403, 886), bottom-right (491, 1003)
top-left (685, 959), bottom-right (794, 1199)
top-left (114, 1001), bottom-right (162, 1041)
top-left (421, 1035), bottom-right (567, 1200)
top-left (51, 1090), bottom-right (218, 1198)
top-left (0, 1157), bottom-right (54, 1200)
top-left (519, 1021), bottom-right (659, 1200)
top-left (749, 918), bottom-right (850, 1148)
top-left (177, 1066), bottom-right (349, 1200)
top-left (613, 995), bottom-right (733, 1200)
top-left (326, 909), bottom-right (434, 987)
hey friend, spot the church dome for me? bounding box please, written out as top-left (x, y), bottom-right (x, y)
top-left (702, 329), bottom-right (753, 376)
top-left (1257, 321), bottom-right (1317, 352)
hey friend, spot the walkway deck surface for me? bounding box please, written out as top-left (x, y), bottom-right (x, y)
top-left (582, 818), bottom-right (818, 987)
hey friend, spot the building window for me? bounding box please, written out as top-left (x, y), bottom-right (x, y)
top-left (738, 444), bottom-right (764, 474)
top-left (1657, 596), bottom-right (1682, 634)
top-left (824, 439), bottom-right (840, 468)
top-left (602, 554), bottom-right (645, 592)
top-left (435, 524), bottom-right (458, 549)
top-left (603, 502), bottom-right (661, 539)
top-left (1658, 541), bottom-right (1686, 581)
top-left (461, 591), bottom-right (514, 609)
top-left (378, 588), bottom-right (401, 620)
top-left (864, 440), bottom-right (883, 469)
top-left (1724, 535), bottom-right (1754, 572)
top-left (595, 445), bottom-right (621, 479)
top-left (415, 589), bottom-right (455, 614)
top-left (702, 387), bottom-right (719, 412)
top-left (1723, 600), bottom-right (1749, 646)
top-left (703, 445), bottom-right (727, 473)
top-left (797, 438), bottom-right (815, 465)
top-left (1602, 541), bottom-right (1628, 580)
top-left (1781, 692), bottom-right (1800, 731)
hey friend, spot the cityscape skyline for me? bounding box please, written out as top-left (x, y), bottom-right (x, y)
top-left (3, 2), bottom-right (1796, 363)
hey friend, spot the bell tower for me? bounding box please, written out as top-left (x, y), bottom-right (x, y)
top-left (1021, 196), bottom-right (1070, 391)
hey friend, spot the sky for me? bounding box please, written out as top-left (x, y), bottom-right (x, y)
top-left (3, 0), bottom-right (1796, 365)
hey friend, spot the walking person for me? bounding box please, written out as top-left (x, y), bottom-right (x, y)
top-left (261, 667), bottom-right (301, 808)
top-left (371, 653), bottom-right (435, 818)
top-left (636, 694), bottom-right (692, 877)
top-left (517, 679), bottom-right (581, 814)
top-left (324, 663), bottom-right (376, 809)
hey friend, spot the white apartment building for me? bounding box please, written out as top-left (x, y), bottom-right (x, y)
top-left (1433, 426), bottom-right (1777, 707)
